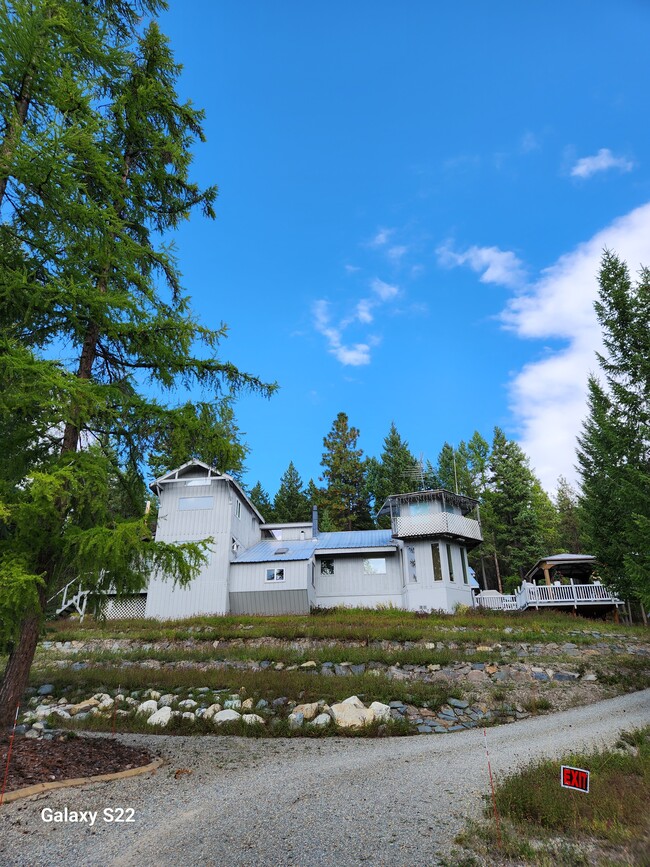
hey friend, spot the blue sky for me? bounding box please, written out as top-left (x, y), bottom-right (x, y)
top-left (156, 1), bottom-right (650, 496)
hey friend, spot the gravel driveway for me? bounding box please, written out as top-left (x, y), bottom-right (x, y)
top-left (1, 688), bottom-right (648, 867)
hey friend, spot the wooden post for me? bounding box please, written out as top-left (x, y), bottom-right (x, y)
top-left (493, 551), bottom-right (502, 595)
top-left (542, 563), bottom-right (552, 587)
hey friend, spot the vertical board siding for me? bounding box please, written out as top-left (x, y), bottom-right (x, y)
top-left (314, 553), bottom-right (402, 601)
top-left (230, 589), bottom-right (310, 615)
top-left (229, 560), bottom-right (311, 593)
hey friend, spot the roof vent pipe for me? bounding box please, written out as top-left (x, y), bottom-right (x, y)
top-left (312, 505), bottom-right (319, 536)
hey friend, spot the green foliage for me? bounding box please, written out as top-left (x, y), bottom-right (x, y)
top-left (248, 481), bottom-right (274, 523)
top-left (577, 252), bottom-right (650, 605)
top-left (320, 412), bottom-right (373, 530)
top-left (272, 461), bottom-right (310, 522)
top-left (555, 476), bottom-right (586, 554)
top-left (0, 2), bottom-right (273, 697)
top-left (365, 422), bottom-right (420, 518)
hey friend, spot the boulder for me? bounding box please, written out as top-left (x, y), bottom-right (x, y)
top-left (341, 695), bottom-right (365, 708)
top-left (147, 706), bottom-right (172, 727)
top-left (182, 712), bottom-right (196, 722)
top-left (242, 714), bottom-right (266, 726)
top-left (329, 702), bottom-right (373, 729)
top-left (241, 698), bottom-right (254, 710)
top-left (299, 660), bottom-right (317, 669)
top-left (158, 694), bottom-right (175, 707)
top-left (288, 712), bottom-right (304, 730)
top-left (136, 700), bottom-right (159, 717)
top-left (213, 709), bottom-right (241, 724)
top-left (37, 684), bottom-right (55, 696)
top-left (69, 698), bottom-right (100, 717)
top-left (203, 704), bottom-right (222, 720)
top-left (310, 713), bottom-right (331, 728)
top-left (368, 701), bottom-right (391, 722)
top-left (144, 690), bottom-right (161, 701)
top-left (224, 698), bottom-right (241, 710)
top-left (293, 702), bottom-right (320, 721)
top-left (178, 699), bottom-right (198, 710)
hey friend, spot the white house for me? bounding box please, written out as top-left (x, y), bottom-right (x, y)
top-left (135, 460), bottom-right (484, 619)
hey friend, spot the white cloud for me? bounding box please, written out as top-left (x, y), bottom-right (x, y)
top-left (344, 264), bottom-right (361, 274)
top-left (355, 298), bottom-right (374, 323)
top-left (520, 131), bottom-right (540, 153)
top-left (570, 148), bottom-right (635, 179)
top-left (371, 277), bottom-right (400, 300)
top-left (312, 299), bottom-right (371, 366)
top-left (503, 202), bottom-right (650, 490)
top-left (370, 227), bottom-right (394, 247)
top-left (437, 242), bottom-right (526, 289)
top-left (387, 244), bottom-right (408, 262)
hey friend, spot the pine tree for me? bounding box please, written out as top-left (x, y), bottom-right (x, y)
top-left (365, 422), bottom-right (419, 518)
top-left (486, 427), bottom-right (547, 586)
top-left (273, 462), bottom-right (310, 523)
top-left (0, 7), bottom-right (274, 725)
top-left (555, 476), bottom-right (584, 554)
top-left (577, 251), bottom-right (650, 605)
top-left (320, 413), bottom-right (373, 530)
top-left (248, 482), bottom-right (274, 523)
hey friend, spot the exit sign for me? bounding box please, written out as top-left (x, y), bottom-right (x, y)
top-left (561, 765), bottom-right (590, 793)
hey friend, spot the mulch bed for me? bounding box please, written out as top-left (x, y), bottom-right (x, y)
top-left (0, 734), bottom-right (152, 794)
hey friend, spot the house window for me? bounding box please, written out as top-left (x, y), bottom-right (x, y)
top-left (363, 558), bottom-right (386, 575)
top-left (407, 546), bottom-right (417, 583)
top-left (431, 544), bottom-right (442, 581)
top-left (265, 568), bottom-right (285, 582)
top-left (320, 559), bottom-right (334, 575)
top-left (461, 548), bottom-right (469, 584)
top-left (178, 496), bottom-right (214, 511)
top-left (446, 544), bottom-right (455, 582)
top-left (235, 500), bottom-right (241, 519)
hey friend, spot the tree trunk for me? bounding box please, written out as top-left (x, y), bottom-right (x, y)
top-left (493, 550), bottom-right (503, 594)
top-left (0, 596), bottom-right (44, 729)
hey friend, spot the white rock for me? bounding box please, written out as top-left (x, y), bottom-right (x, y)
top-left (136, 699), bottom-right (159, 717)
top-left (329, 702), bottom-right (373, 729)
top-left (369, 701), bottom-right (391, 722)
top-left (178, 699), bottom-right (197, 710)
top-left (147, 706), bottom-right (172, 727)
top-left (34, 704), bottom-right (54, 719)
top-left (203, 703), bottom-right (222, 720)
top-left (158, 694), bottom-right (175, 707)
top-left (224, 699), bottom-right (241, 710)
top-left (242, 714), bottom-right (266, 726)
top-left (144, 690), bottom-right (161, 701)
top-left (310, 713), bottom-right (331, 728)
top-left (124, 696), bottom-right (138, 707)
top-left (293, 702), bottom-right (320, 721)
top-left (50, 708), bottom-right (71, 720)
top-left (93, 692), bottom-right (113, 704)
top-left (182, 712), bottom-right (196, 722)
top-left (241, 698), bottom-right (254, 710)
top-left (299, 660), bottom-right (317, 669)
top-left (213, 709), bottom-right (241, 724)
top-left (341, 695), bottom-right (365, 708)
top-left (288, 712), bottom-right (304, 729)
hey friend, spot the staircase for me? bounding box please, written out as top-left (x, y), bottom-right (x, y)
top-left (47, 580), bottom-right (90, 622)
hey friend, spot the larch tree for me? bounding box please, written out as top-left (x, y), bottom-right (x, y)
top-left (273, 462), bottom-right (310, 523)
top-left (577, 251), bottom-right (650, 607)
top-left (320, 412), bottom-right (373, 531)
top-left (0, 3), bottom-right (274, 726)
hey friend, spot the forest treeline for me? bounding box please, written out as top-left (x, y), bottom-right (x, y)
top-left (246, 417), bottom-right (582, 594)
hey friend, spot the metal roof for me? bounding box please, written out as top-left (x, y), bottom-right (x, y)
top-left (524, 554), bottom-right (597, 582)
top-left (233, 539), bottom-right (318, 563)
top-left (315, 530), bottom-right (395, 550)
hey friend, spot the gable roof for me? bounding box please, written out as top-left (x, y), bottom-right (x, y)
top-left (149, 459), bottom-right (265, 523)
top-left (233, 539), bottom-right (318, 563)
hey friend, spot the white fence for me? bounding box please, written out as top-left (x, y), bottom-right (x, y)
top-left (394, 512), bottom-right (482, 541)
top-left (476, 583), bottom-right (621, 612)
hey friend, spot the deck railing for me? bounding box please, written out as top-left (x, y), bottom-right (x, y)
top-left (393, 512), bottom-right (482, 541)
top-left (476, 583), bottom-right (621, 612)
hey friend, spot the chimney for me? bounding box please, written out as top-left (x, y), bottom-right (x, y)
top-left (312, 505), bottom-right (319, 536)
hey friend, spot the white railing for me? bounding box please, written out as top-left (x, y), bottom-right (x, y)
top-left (475, 593), bottom-right (518, 610)
top-left (520, 583), bottom-right (621, 607)
top-left (394, 512), bottom-right (482, 541)
top-left (47, 580), bottom-right (89, 622)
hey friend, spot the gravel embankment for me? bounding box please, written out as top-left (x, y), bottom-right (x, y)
top-left (1, 688), bottom-right (648, 867)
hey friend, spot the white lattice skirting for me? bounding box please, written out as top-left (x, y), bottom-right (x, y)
top-left (102, 595), bottom-right (148, 620)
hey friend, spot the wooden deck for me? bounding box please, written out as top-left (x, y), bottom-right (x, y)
top-left (475, 583), bottom-right (622, 612)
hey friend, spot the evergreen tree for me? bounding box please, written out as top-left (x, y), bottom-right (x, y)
top-left (577, 251), bottom-right (650, 605)
top-left (486, 427), bottom-right (547, 585)
top-left (0, 6), bottom-right (274, 725)
top-left (248, 482), bottom-right (274, 523)
top-left (320, 413), bottom-right (373, 530)
top-left (273, 462), bottom-right (310, 523)
top-left (555, 476), bottom-right (584, 554)
top-left (365, 422), bottom-right (419, 518)
top-left (436, 441), bottom-right (473, 495)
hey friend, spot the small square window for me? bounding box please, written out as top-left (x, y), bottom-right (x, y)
top-left (265, 568), bottom-right (285, 582)
top-left (320, 559), bottom-right (334, 575)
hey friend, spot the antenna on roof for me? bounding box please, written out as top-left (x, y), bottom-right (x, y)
top-left (402, 452), bottom-right (428, 491)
